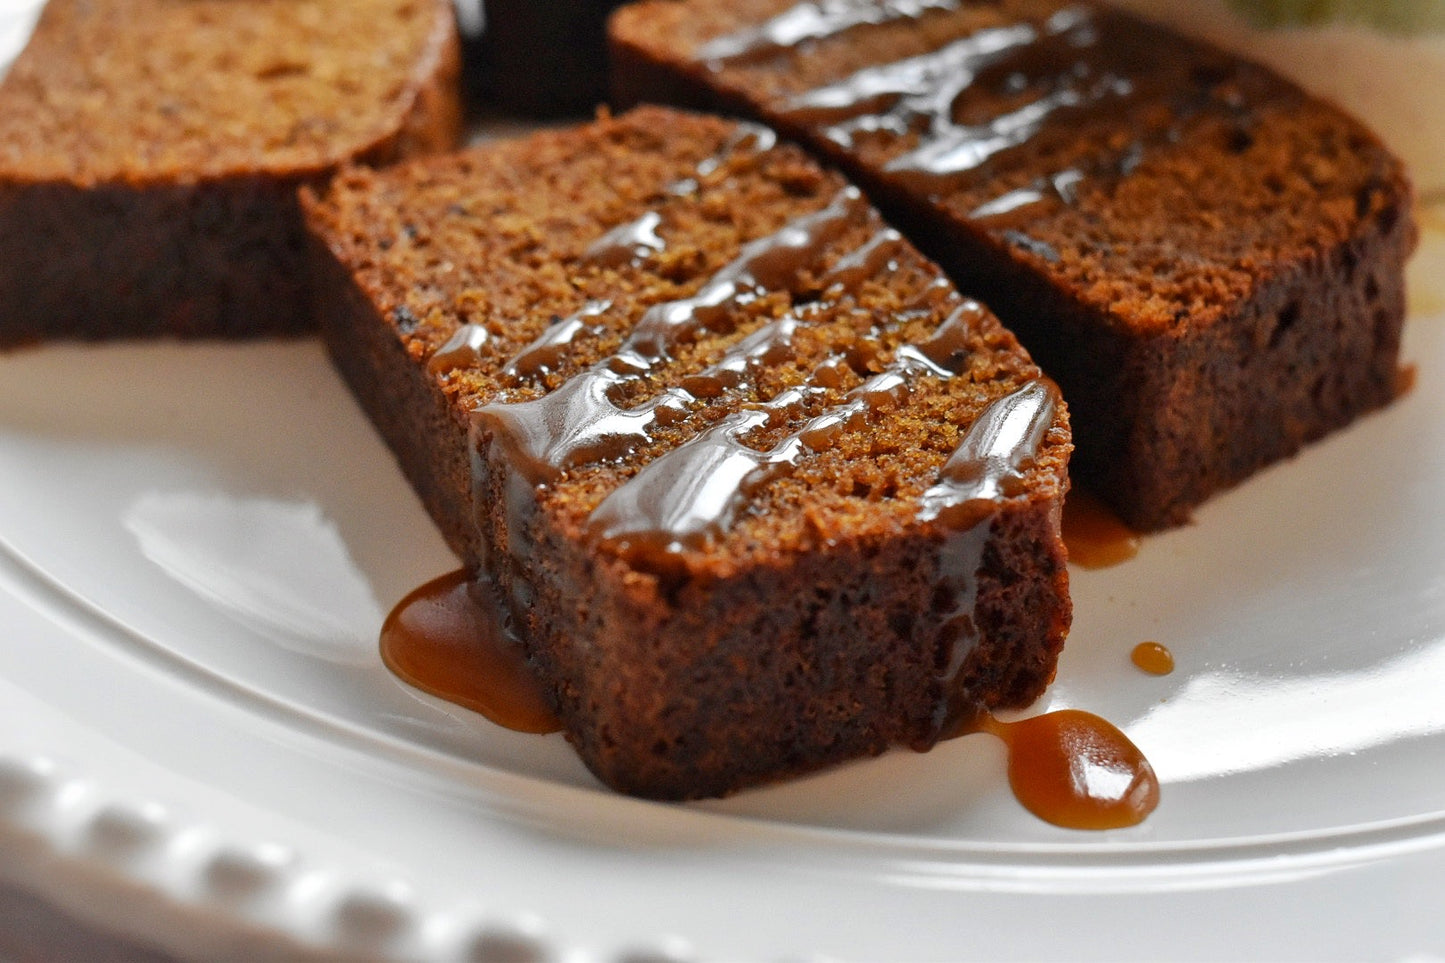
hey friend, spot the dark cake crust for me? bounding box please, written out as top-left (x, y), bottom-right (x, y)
top-left (608, 0), bottom-right (1416, 529)
top-left (304, 107), bottom-right (1072, 799)
top-left (0, 0), bottom-right (462, 346)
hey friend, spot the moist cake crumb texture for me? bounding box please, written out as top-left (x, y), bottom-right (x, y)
top-left (304, 106), bottom-right (1073, 798)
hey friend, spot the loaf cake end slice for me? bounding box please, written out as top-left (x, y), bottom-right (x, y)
top-left (0, 0), bottom-right (462, 345)
top-left (303, 107), bottom-right (1072, 799)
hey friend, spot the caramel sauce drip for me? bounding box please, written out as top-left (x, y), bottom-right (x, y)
top-left (1061, 491), bottom-right (1140, 568)
top-left (960, 705), bottom-right (1160, 830)
top-left (917, 379), bottom-right (1057, 524)
top-left (589, 300), bottom-right (1052, 566)
top-left (379, 570), bottom-right (561, 734)
top-left (503, 300), bottom-right (612, 383)
top-left (582, 210), bottom-right (666, 268)
top-left (775, 8), bottom-right (1113, 175)
top-left (1131, 641), bottom-right (1174, 676)
top-left (471, 186), bottom-right (872, 490)
top-left (1395, 362), bottom-right (1419, 399)
top-left (696, 0), bottom-right (963, 64)
top-left (427, 323), bottom-right (490, 375)
top-left (752, 4), bottom-right (1282, 219)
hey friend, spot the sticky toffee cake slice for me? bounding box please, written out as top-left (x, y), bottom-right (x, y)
top-left (609, 0), bottom-right (1416, 530)
top-left (0, 0), bottom-right (461, 344)
top-left (303, 107), bottom-right (1072, 799)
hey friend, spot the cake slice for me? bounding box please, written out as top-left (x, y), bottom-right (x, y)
top-left (302, 107), bottom-right (1072, 799)
top-left (609, 0), bottom-right (1416, 530)
top-left (0, 0), bottom-right (461, 345)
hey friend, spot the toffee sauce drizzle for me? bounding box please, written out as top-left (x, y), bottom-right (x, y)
top-left (696, 0), bottom-right (964, 65)
top-left (380, 128), bottom-right (1157, 830)
top-left (1061, 491), bottom-right (1141, 569)
top-left (703, 3), bottom-right (1273, 230)
top-left (772, 7), bottom-right (1107, 174)
top-left (380, 570), bottom-right (561, 734)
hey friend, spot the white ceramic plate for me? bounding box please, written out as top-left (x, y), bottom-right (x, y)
top-left (0, 261), bottom-right (1443, 963)
top-left (6, 2), bottom-right (1445, 954)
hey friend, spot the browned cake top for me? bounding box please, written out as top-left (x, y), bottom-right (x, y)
top-left (306, 107), bottom-right (1070, 574)
top-left (611, 0), bottom-right (1411, 335)
top-left (0, 0), bottom-right (455, 185)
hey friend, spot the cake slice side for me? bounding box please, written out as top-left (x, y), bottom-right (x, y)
top-left (0, 0), bottom-right (462, 344)
top-left (609, 0), bottom-right (1415, 529)
top-left (304, 107), bottom-right (1072, 799)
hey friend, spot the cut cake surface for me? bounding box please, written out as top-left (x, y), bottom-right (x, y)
top-left (303, 106), bottom-right (1072, 799)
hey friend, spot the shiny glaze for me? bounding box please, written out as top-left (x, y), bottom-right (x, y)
top-left (1062, 491), bottom-right (1140, 568)
top-left (715, 2), bottom-right (1262, 212)
top-left (775, 8), bottom-right (1098, 161)
top-left (918, 379), bottom-right (1057, 524)
top-left (583, 211), bottom-right (666, 268)
top-left (697, 0), bottom-right (962, 64)
top-left (971, 706), bottom-right (1160, 830)
top-left (472, 186), bottom-right (871, 489)
top-left (504, 300), bottom-right (612, 383)
top-left (379, 570), bottom-right (561, 734)
top-left (590, 299), bottom-right (1042, 565)
top-left (427, 322), bottom-right (491, 375)
top-left (1131, 641), bottom-right (1174, 675)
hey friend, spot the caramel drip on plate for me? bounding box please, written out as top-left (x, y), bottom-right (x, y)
top-left (1061, 491), bottom-right (1140, 568)
top-left (380, 570), bottom-right (561, 734)
top-left (1131, 641), bottom-right (1174, 676)
top-left (971, 707), bottom-right (1160, 830)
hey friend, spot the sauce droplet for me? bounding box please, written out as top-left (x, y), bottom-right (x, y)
top-left (956, 706), bottom-right (1159, 829)
top-left (1131, 640), bottom-right (1174, 676)
top-left (380, 570), bottom-right (562, 734)
top-left (1395, 362), bottom-right (1418, 398)
top-left (1062, 491), bottom-right (1140, 568)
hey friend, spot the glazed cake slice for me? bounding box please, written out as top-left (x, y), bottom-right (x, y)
top-left (609, 0), bottom-right (1416, 529)
top-left (302, 107), bottom-right (1072, 799)
top-left (0, 0), bottom-right (461, 345)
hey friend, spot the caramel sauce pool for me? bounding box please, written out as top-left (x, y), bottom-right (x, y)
top-left (383, 573), bottom-right (1158, 830)
top-left (1131, 640), bottom-right (1175, 675)
top-left (380, 570), bottom-right (561, 734)
top-left (968, 708), bottom-right (1160, 830)
top-left (1062, 492), bottom-right (1141, 568)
